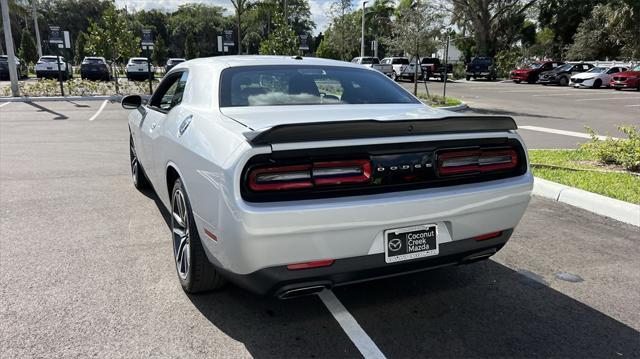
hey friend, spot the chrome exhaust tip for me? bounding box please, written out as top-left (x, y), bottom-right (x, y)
top-left (278, 285), bottom-right (327, 299)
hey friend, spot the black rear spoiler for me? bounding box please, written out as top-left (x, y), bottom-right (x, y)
top-left (243, 116), bottom-right (517, 145)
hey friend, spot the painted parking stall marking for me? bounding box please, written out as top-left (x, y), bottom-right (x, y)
top-left (0, 102), bottom-right (11, 108)
top-left (518, 126), bottom-right (620, 141)
top-left (318, 290), bottom-right (387, 359)
top-left (88, 99), bottom-right (108, 121)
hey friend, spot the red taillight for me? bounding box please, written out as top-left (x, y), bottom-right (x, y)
top-left (473, 231), bottom-right (502, 241)
top-left (248, 164), bottom-right (313, 191)
top-left (287, 259), bottom-right (335, 270)
top-left (248, 160), bottom-right (371, 192)
top-left (313, 159), bottom-right (371, 186)
top-left (437, 149), bottom-right (518, 176)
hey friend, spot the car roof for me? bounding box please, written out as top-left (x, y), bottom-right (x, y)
top-left (185, 55), bottom-right (365, 70)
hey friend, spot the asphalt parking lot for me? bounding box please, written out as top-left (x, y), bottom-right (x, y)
top-left (401, 79), bottom-right (640, 148)
top-left (1, 99), bottom-right (639, 358)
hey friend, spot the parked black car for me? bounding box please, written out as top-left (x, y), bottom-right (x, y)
top-left (165, 58), bottom-right (186, 72)
top-left (419, 57), bottom-right (453, 81)
top-left (538, 63), bottom-right (594, 86)
top-left (80, 57), bottom-right (112, 81)
top-left (0, 55), bottom-right (29, 80)
top-left (465, 57), bottom-right (496, 81)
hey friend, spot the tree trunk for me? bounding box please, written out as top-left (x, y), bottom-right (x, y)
top-left (237, 11), bottom-right (242, 55)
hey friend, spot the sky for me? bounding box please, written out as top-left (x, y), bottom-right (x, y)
top-left (114, 0), bottom-right (360, 35)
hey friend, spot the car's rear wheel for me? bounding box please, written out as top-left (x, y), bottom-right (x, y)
top-left (129, 135), bottom-right (149, 190)
top-left (171, 179), bottom-right (226, 293)
top-left (466, 75), bottom-right (471, 81)
top-left (559, 76), bottom-right (568, 86)
top-left (593, 79), bottom-right (602, 89)
top-left (391, 71), bottom-right (398, 81)
top-left (514, 79), bottom-right (521, 84)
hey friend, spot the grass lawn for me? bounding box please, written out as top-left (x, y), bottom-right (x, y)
top-left (417, 94), bottom-right (462, 108)
top-left (529, 149), bottom-right (640, 204)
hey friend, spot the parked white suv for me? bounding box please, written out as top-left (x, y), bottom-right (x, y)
top-left (380, 57), bottom-right (411, 81)
top-left (35, 55), bottom-right (72, 80)
top-left (126, 57), bottom-right (155, 81)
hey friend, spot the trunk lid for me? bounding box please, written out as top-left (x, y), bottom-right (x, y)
top-left (220, 104), bottom-right (448, 131)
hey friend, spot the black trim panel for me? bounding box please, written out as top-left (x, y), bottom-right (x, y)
top-left (245, 116), bottom-right (518, 145)
top-left (216, 230), bottom-right (513, 297)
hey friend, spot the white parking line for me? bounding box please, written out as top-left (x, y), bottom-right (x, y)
top-left (575, 97), bottom-right (639, 102)
top-left (318, 290), bottom-right (386, 359)
top-left (88, 100), bottom-right (108, 121)
top-left (519, 125), bottom-right (620, 140)
top-left (625, 104), bottom-right (640, 107)
top-left (0, 102), bottom-right (11, 109)
top-left (532, 92), bottom-right (630, 97)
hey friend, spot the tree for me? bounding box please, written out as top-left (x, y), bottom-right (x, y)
top-left (230, 0), bottom-right (251, 54)
top-left (153, 36), bottom-right (168, 64)
top-left (384, 0), bottom-right (444, 58)
top-left (167, 4), bottom-right (226, 57)
top-left (184, 33), bottom-right (197, 59)
top-left (448, 0), bottom-right (536, 56)
top-left (565, 0), bottom-right (640, 60)
top-left (537, 0), bottom-right (606, 59)
top-left (84, 3), bottom-right (140, 63)
top-left (74, 32), bottom-right (87, 64)
top-left (18, 29), bottom-right (37, 64)
top-left (259, 12), bottom-right (298, 55)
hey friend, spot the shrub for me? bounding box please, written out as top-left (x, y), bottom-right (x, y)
top-left (0, 78), bottom-right (157, 97)
top-left (580, 126), bottom-right (640, 172)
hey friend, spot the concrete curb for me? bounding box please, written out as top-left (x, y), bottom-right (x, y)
top-left (0, 95), bottom-right (122, 102)
top-left (533, 177), bottom-right (639, 226)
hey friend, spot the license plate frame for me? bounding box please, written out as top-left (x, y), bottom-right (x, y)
top-left (384, 224), bottom-right (438, 263)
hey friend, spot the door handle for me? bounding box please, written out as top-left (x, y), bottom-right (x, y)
top-left (178, 115), bottom-right (193, 137)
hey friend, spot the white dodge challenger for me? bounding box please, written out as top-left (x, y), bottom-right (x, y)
top-left (123, 56), bottom-right (533, 298)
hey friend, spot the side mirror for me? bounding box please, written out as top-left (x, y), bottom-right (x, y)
top-left (121, 95), bottom-right (142, 109)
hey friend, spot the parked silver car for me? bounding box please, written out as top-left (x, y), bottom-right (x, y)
top-left (123, 56), bottom-right (533, 298)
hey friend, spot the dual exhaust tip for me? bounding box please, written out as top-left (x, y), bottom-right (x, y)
top-left (278, 284), bottom-right (328, 299)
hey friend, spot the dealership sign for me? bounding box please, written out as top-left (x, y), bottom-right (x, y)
top-left (223, 30), bottom-right (235, 47)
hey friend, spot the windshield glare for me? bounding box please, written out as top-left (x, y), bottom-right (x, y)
top-left (633, 65), bottom-right (640, 71)
top-left (220, 66), bottom-right (419, 107)
top-left (554, 64), bottom-right (572, 72)
top-left (529, 63), bottom-right (542, 69)
top-left (588, 67), bottom-right (605, 73)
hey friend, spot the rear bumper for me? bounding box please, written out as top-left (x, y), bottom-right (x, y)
top-left (219, 230), bottom-right (513, 296)
top-left (194, 171), bottom-right (533, 277)
top-left (36, 70), bottom-right (65, 78)
top-left (81, 70), bottom-right (109, 79)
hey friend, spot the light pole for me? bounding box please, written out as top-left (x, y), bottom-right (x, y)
top-left (1, 0), bottom-right (20, 96)
top-left (360, 1), bottom-right (367, 58)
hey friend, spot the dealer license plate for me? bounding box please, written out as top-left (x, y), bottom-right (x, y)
top-left (384, 224), bottom-right (438, 263)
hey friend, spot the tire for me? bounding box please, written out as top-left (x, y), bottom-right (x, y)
top-left (593, 79), bottom-right (602, 89)
top-left (391, 71), bottom-right (398, 81)
top-left (514, 80), bottom-right (521, 84)
top-left (466, 75), bottom-right (471, 81)
top-left (637, 82), bottom-right (640, 91)
top-left (614, 87), bottom-right (621, 91)
top-left (171, 178), bottom-right (226, 293)
top-left (559, 76), bottom-right (568, 86)
top-left (129, 135), bottom-right (149, 190)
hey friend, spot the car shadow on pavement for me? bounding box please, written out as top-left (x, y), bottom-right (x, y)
top-left (25, 102), bottom-right (68, 120)
top-left (332, 261), bottom-right (640, 358)
top-left (143, 188), bottom-right (638, 358)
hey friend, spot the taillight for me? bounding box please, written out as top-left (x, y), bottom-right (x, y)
top-left (248, 164), bottom-right (313, 191)
top-left (437, 149), bottom-right (518, 176)
top-left (247, 159), bottom-right (371, 192)
top-left (313, 159), bottom-right (371, 186)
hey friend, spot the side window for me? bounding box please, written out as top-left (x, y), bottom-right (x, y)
top-left (149, 71), bottom-right (188, 112)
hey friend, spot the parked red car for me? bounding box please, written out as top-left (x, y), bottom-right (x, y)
top-left (510, 61), bottom-right (564, 84)
top-left (610, 65), bottom-right (640, 90)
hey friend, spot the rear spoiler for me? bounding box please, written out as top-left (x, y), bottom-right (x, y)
top-left (243, 116), bottom-right (517, 145)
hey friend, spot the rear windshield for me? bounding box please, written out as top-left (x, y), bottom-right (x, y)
top-left (472, 58), bottom-right (492, 65)
top-left (40, 57), bottom-right (59, 63)
top-left (358, 58), bottom-right (378, 64)
top-left (131, 59), bottom-right (147, 64)
top-left (83, 58), bottom-right (105, 64)
top-left (168, 59), bottom-right (185, 64)
top-left (0, 56), bottom-right (7, 62)
top-left (219, 65), bottom-right (419, 107)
